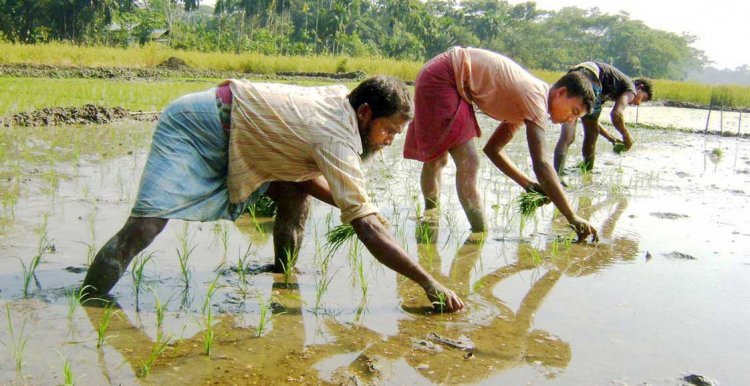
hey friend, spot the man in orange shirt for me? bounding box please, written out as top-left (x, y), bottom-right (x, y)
top-left (405, 46), bottom-right (598, 241)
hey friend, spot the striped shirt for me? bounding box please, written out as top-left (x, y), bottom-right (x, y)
top-left (223, 79), bottom-right (378, 224)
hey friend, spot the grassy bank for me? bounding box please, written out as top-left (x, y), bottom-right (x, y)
top-left (2, 42), bottom-right (750, 112)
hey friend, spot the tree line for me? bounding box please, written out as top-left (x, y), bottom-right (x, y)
top-left (0, 0), bottom-right (708, 80)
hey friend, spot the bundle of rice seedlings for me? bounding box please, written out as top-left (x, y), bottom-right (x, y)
top-left (613, 142), bottom-right (627, 154)
top-left (246, 195), bottom-right (277, 217)
top-left (325, 223), bottom-right (356, 255)
top-left (518, 190), bottom-right (547, 217)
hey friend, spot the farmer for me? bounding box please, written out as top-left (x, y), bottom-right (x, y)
top-left (553, 61), bottom-right (653, 175)
top-left (404, 46), bottom-right (598, 240)
top-left (82, 76), bottom-right (464, 312)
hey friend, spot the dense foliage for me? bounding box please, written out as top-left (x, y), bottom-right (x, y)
top-left (0, 0), bottom-right (708, 80)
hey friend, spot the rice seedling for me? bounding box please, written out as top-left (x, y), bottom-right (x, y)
top-left (280, 246), bottom-right (298, 286)
top-left (710, 147), bottom-right (723, 158)
top-left (354, 255), bottom-right (368, 298)
top-left (150, 289), bottom-right (167, 335)
top-left (235, 244), bottom-right (253, 297)
top-left (201, 274), bottom-right (221, 356)
top-left (138, 334), bottom-right (172, 377)
top-left (66, 285), bottom-right (95, 321)
top-left (131, 251), bottom-right (156, 309)
top-left (613, 141), bottom-right (627, 154)
top-left (312, 268), bottom-right (336, 313)
top-left (212, 221), bottom-right (231, 257)
top-left (96, 302), bottom-right (119, 349)
top-left (20, 255), bottom-right (41, 297)
top-left (176, 225), bottom-right (195, 288)
top-left (2, 304), bottom-right (31, 371)
top-left (57, 352), bottom-right (75, 386)
top-left (431, 291), bottom-right (448, 314)
top-left (325, 223), bottom-right (356, 256)
top-left (518, 190), bottom-right (547, 218)
top-left (255, 292), bottom-right (273, 337)
top-left (415, 221), bottom-right (436, 244)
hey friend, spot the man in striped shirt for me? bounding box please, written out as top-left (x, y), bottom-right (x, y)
top-left (83, 76), bottom-right (463, 312)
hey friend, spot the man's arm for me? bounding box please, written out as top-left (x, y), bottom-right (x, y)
top-left (525, 120), bottom-right (598, 242)
top-left (299, 176), bottom-right (336, 207)
top-left (350, 214), bottom-right (464, 312)
top-left (610, 91), bottom-right (635, 149)
top-left (483, 122), bottom-right (534, 189)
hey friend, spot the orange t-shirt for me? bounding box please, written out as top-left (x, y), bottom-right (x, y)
top-left (449, 47), bottom-right (550, 133)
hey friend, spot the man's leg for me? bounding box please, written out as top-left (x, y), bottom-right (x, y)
top-left (553, 120), bottom-right (578, 175)
top-left (421, 152), bottom-right (449, 213)
top-left (449, 140), bottom-right (485, 232)
top-left (265, 182), bottom-right (311, 273)
top-left (581, 117), bottom-right (600, 171)
top-left (83, 216), bottom-right (168, 296)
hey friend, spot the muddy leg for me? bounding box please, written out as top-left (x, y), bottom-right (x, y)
top-left (266, 182), bottom-right (311, 273)
top-left (421, 152), bottom-right (449, 211)
top-left (554, 120), bottom-right (577, 175)
top-left (82, 216), bottom-right (168, 296)
top-left (581, 118), bottom-right (599, 171)
top-left (449, 140), bottom-right (485, 232)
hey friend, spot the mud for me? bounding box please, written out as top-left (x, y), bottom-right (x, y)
top-left (0, 62), bottom-right (367, 82)
top-left (0, 104), bottom-right (153, 127)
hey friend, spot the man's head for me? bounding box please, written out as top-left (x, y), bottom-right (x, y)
top-left (348, 76), bottom-right (413, 159)
top-left (632, 78), bottom-right (653, 106)
top-left (548, 71), bottom-right (596, 124)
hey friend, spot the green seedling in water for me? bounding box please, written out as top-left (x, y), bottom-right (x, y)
top-left (56, 352), bottom-right (76, 386)
top-left (325, 223), bottom-right (356, 256)
top-left (150, 289), bottom-right (168, 337)
top-left (66, 285), bottom-right (95, 321)
top-left (432, 291), bottom-right (448, 314)
top-left (355, 255), bottom-right (368, 298)
top-left (613, 141), bottom-right (627, 154)
top-left (3, 304), bottom-right (31, 371)
top-left (235, 244), bottom-right (253, 297)
top-left (255, 292), bottom-right (273, 337)
top-left (518, 190), bottom-right (547, 218)
top-left (131, 251), bottom-right (155, 309)
top-left (710, 147), bottom-right (723, 158)
top-left (176, 245), bottom-right (195, 288)
top-left (280, 246), bottom-right (297, 285)
top-left (20, 255), bottom-right (41, 297)
top-left (96, 303), bottom-right (118, 349)
top-left (201, 274), bottom-right (221, 356)
top-left (138, 334), bottom-right (172, 377)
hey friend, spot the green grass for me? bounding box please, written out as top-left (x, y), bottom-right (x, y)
top-left (0, 41), bottom-right (423, 79)
top-left (325, 223), bottom-right (356, 256)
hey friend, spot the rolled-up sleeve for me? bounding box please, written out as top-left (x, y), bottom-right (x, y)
top-left (313, 142), bottom-right (378, 224)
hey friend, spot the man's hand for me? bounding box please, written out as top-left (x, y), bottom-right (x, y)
top-left (569, 216), bottom-right (599, 243)
top-left (622, 134), bottom-right (634, 150)
top-left (423, 281), bottom-right (464, 313)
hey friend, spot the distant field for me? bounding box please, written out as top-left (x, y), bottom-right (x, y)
top-left (2, 42), bottom-right (749, 111)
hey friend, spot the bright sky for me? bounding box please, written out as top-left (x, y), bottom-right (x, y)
top-left (507, 0), bottom-right (749, 70)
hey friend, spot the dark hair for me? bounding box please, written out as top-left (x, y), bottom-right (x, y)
top-left (552, 71), bottom-right (596, 115)
top-left (348, 76), bottom-right (413, 120)
top-left (634, 78), bottom-right (654, 100)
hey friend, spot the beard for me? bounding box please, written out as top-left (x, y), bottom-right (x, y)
top-left (359, 123), bottom-right (375, 161)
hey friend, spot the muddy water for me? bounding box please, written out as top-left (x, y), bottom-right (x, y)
top-left (1, 111), bottom-right (749, 385)
top-left (627, 104), bottom-right (749, 134)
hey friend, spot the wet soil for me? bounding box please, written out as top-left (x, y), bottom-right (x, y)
top-left (0, 104), bottom-right (157, 127)
top-left (1, 110), bottom-right (749, 385)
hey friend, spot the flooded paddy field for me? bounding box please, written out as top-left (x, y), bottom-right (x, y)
top-left (1, 111), bottom-right (749, 385)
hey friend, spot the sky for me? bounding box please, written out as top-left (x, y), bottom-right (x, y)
top-left (506, 0), bottom-right (749, 70)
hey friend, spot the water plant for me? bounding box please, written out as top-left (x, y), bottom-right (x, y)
top-left (518, 190), bottom-right (547, 218)
top-left (131, 251), bottom-right (155, 308)
top-left (138, 334), bottom-right (172, 377)
top-left (255, 291), bottom-right (273, 337)
top-left (66, 285), bottom-right (95, 321)
top-left (2, 304), bottom-right (31, 371)
top-left (57, 352), bottom-right (75, 386)
top-left (201, 274), bottom-right (221, 356)
top-left (325, 223), bottom-right (356, 256)
top-left (96, 303), bottom-right (118, 349)
top-left (20, 255), bottom-right (41, 297)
